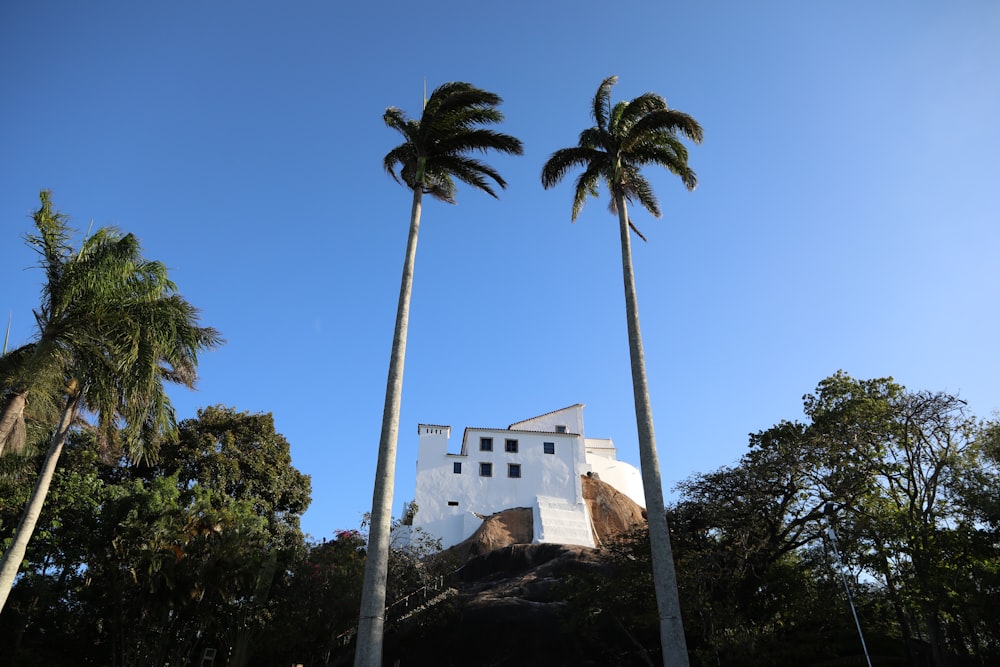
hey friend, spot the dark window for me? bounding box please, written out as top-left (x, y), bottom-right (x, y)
top-left (543, 442), bottom-right (555, 455)
top-left (447, 501), bottom-right (459, 506)
top-left (453, 461), bottom-right (462, 474)
top-left (508, 463), bottom-right (522, 478)
top-left (555, 425), bottom-right (567, 433)
top-left (480, 437), bottom-right (493, 451)
top-left (479, 462), bottom-right (493, 477)
top-left (505, 438), bottom-right (519, 453)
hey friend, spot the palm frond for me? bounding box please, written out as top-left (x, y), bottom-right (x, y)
top-left (592, 76), bottom-right (618, 131)
top-left (572, 163), bottom-right (604, 221)
top-left (617, 93), bottom-right (668, 135)
top-left (24, 190), bottom-right (72, 293)
top-left (433, 129), bottom-right (523, 157)
top-left (541, 146), bottom-right (603, 190)
top-left (629, 141), bottom-right (699, 191)
top-left (578, 127), bottom-right (611, 152)
top-left (626, 109), bottom-right (704, 147)
top-left (383, 107), bottom-right (410, 135)
top-left (382, 81), bottom-right (522, 204)
top-left (433, 105), bottom-right (504, 133)
top-left (383, 144), bottom-right (416, 185)
top-left (13, 192), bottom-right (223, 462)
top-left (623, 169), bottom-right (662, 218)
top-left (542, 76), bottom-right (702, 231)
top-left (432, 155), bottom-right (504, 198)
top-left (421, 171), bottom-right (457, 204)
top-left (629, 219), bottom-right (649, 242)
top-left (429, 84), bottom-right (502, 120)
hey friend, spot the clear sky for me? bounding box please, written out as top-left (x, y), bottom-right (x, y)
top-left (2, 1), bottom-right (998, 540)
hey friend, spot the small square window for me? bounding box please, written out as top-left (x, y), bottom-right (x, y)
top-left (505, 438), bottom-right (519, 453)
top-left (543, 442), bottom-right (555, 454)
top-left (453, 461), bottom-right (462, 474)
top-left (555, 425), bottom-right (567, 433)
top-left (479, 462), bottom-right (493, 477)
top-left (508, 463), bottom-right (522, 478)
top-left (480, 437), bottom-right (493, 451)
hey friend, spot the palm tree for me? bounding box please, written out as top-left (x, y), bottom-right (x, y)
top-left (355, 83), bottom-right (522, 666)
top-left (541, 76), bottom-right (703, 667)
top-left (0, 191), bottom-right (221, 612)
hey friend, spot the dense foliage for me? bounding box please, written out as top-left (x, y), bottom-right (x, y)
top-left (564, 372), bottom-right (1000, 667)
top-left (0, 407), bottom-right (312, 667)
top-left (4, 370), bottom-right (998, 667)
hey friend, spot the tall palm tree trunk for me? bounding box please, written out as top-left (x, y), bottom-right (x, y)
top-left (615, 195), bottom-right (689, 667)
top-left (0, 392), bottom-right (80, 613)
top-left (0, 390), bottom-right (28, 456)
top-left (355, 185), bottom-right (423, 667)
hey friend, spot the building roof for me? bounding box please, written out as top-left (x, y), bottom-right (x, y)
top-left (457, 425), bottom-right (580, 456)
top-left (417, 423), bottom-right (451, 431)
top-left (507, 403), bottom-right (585, 430)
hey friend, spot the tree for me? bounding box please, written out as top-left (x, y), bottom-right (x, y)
top-left (716, 373), bottom-right (1000, 666)
top-left (355, 82), bottom-right (522, 667)
top-left (1, 407), bottom-right (311, 666)
top-left (150, 405), bottom-right (311, 549)
top-left (541, 75), bottom-right (702, 667)
top-left (0, 191), bottom-right (221, 613)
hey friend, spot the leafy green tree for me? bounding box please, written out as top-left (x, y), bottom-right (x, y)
top-left (0, 433), bottom-right (103, 667)
top-left (705, 372), bottom-right (1000, 666)
top-left (356, 82), bottom-right (522, 667)
top-left (147, 405), bottom-right (311, 549)
top-left (267, 530), bottom-right (368, 665)
top-left (0, 191), bottom-right (221, 612)
top-left (541, 75), bottom-right (702, 667)
top-left (1, 407), bottom-right (312, 667)
top-left (670, 454), bottom-right (886, 666)
top-left (834, 387), bottom-right (993, 666)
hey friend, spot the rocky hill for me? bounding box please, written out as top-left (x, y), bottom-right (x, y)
top-left (379, 476), bottom-right (654, 666)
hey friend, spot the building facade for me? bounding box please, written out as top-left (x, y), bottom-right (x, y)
top-left (411, 404), bottom-right (645, 549)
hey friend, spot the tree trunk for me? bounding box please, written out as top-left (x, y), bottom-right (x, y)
top-left (0, 392), bottom-right (80, 613)
top-left (354, 185), bottom-right (423, 667)
top-left (878, 553), bottom-right (918, 663)
top-left (0, 390), bottom-right (28, 456)
top-left (616, 194), bottom-right (690, 667)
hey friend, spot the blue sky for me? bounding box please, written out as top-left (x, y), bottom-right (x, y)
top-left (2, 1), bottom-right (998, 540)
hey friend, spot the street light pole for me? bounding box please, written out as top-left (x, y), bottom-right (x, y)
top-left (824, 503), bottom-right (873, 667)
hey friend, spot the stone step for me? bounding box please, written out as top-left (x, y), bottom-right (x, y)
top-left (535, 496), bottom-right (595, 548)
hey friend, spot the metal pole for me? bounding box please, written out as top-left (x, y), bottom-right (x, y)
top-left (825, 504), bottom-right (873, 667)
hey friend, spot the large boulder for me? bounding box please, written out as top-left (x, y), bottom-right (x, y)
top-left (440, 475), bottom-right (646, 562)
top-left (378, 479), bottom-right (653, 665)
top-left (582, 474), bottom-right (647, 546)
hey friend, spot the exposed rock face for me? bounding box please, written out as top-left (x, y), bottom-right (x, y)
top-left (384, 542), bottom-right (631, 667)
top-left (582, 474), bottom-right (647, 546)
top-left (442, 475), bottom-right (646, 559)
top-left (379, 477), bottom-right (651, 666)
top-left (442, 507), bottom-right (534, 563)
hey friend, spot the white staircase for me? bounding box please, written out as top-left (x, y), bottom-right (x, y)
top-left (535, 496), bottom-right (595, 547)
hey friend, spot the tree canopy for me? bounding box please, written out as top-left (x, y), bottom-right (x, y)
top-left (0, 191), bottom-right (222, 612)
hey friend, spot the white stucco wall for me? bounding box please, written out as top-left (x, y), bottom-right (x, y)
top-left (411, 405), bottom-right (644, 549)
top-left (413, 425), bottom-right (585, 548)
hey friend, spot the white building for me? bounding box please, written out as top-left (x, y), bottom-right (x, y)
top-left (410, 404), bottom-right (645, 550)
